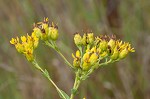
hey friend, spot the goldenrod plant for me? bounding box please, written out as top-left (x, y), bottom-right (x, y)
top-left (10, 18), bottom-right (135, 99)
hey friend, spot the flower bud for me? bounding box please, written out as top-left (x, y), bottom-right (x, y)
top-left (74, 33), bottom-right (82, 46)
top-left (82, 62), bottom-right (91, 70)
top-left (49, 26), bottom-right (58, 41)
top-left (110, 48), bottom-right (119, 60)
top-left (87, 33), bottom-right (94, 45)
top-left (108, 39), bottom-right (115, 49)
top-left (76, 50), bottom-right (80, 58)
top-left (73, 58), bottom-right (80, 67)
top-left (83, 52), bottom-right (90, 61)
top-left (89, 53), bottom-right (98, 65)
top-left (99, 40), bottom-right (108, 51)
top-left (31, 32), bottom-right (39, 48)
top-left (33, 27), bottom-right (42, 38)
top-left (72, 52), bottom-right (80, 68)
top-left (15, 43), bottom-right (24, 53)
top-left (119, 48), bottom-right (129, 59)
top-left (82, 34), bottom-right (87, 45)
top-left (43, 23), bottom-right (49, 35)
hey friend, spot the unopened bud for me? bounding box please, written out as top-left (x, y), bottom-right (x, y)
top-left (110, 48), bottom-right (119, 60)
top-left (89, 53), bottom-right (98, 65)
top-left (119, 48), bottom-right (129, 59)
top-left (87, 33), bottom-right (94, 45)
top-left (15, 44), bottom-right (24, 53)
top-left (49, 27), bottom-right (58, 41)
top-left (82, 62), bottom-right (91, 70)
top-left (33, 27), bottom-right (42, 38)
top-left (108, 39), bottom-right (116, 49)
top-left (99, 40), bottom-right (108, 51)
top-left (74, 33), bottom-right (82, 46)
top-left (82, 34), bottom-right (87, 45)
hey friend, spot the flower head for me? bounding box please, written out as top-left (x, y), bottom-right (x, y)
top-left (33, 18), bottom-right (58, 41)
top-left (72, 33), bottom-right (135, 71)
top-left (10, 32), bottom-right (39, 61)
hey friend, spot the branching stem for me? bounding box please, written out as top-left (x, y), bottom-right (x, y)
top-left (32, 60), bottom-right (67, 99)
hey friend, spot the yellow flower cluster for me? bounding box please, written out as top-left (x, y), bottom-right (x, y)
top-left (10, 32), bottom-right (39, 61)
top-left (72, 33), bottom-right (135, 70)
top-left (33, 18), bottom-right (58, 41)
top-left (10, 18), bottom-right (58, 61)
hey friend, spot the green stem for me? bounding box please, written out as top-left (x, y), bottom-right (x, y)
top-left (32, 60), bottom-right (66, 99)
top-left (56, 48), bottom-right (73, 68)
top-left (98, 59), bottom-right (112, 68)
top-left (70, 70), bottom-right (81, 99)
top-left (45, 41), bottom-right (74, 68)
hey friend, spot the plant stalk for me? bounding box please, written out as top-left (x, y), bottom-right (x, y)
top-left (70, 71), bottom-right (81, 99)
top-left (32, 60), bottom-right (66, 99)
top-left (45, 41), bottom-right (74, 68)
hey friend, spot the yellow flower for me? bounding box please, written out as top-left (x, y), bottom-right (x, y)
top-left (33, 27), bottom-right (42, 38)
top-left (24, 48), bottom-right (34, 61)
top-left (89, 53), bottom-right (98, 65)
top-left (15, 43), bottom-right (24, 53)
top-left (73, 58), bottom-right (80, 68)
top-left (82, 34), bottom-right (87, 45)
top-left (108, 39), bottom-right (116, 49)
top-left (110, 47), bottom-right (119, 60)
top-left (83, 52), bottom-right (90, 62)
top-left (31, 32), bottom-right (39, 48)
top-left (99, 40), bottom-right (108, 51)
top-left (33, 18), bottom-right (59, 41)
top-left (76, 50), bottom-right (80, 58)
top-left (82, 51), bottom-right (93, 70)
top-left (82, 61), bottom-right (91, 70)
top-left (21, 36), bottom-right (27, 43)
top-left (114, 41), bottom-right (135, 59)
top-left (80, 32), bottom-right (94, 46)
top-left (72, 50), bottom-right (81, 68)
top-left (74, 33), bottom-right (82, 46)
top-left (87, 33), bottom-right (94, 45)
top-left (119, 48), bottom-right (128, 59)
top-left (90, 46), bottom-right (97, 53)
top-left (10, 32), bottom-right (39, 62)
top-left (73, 33), bottom-right (135, 71)
top-left (49, 22), bottom-right (58, 41)
top-left (10, 37), bottom-right (19, 45)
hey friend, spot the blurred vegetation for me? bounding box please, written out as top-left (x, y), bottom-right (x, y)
top-left (0, 0), bottom-right (150, 99)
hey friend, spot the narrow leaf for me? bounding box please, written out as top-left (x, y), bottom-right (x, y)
top-left (57, 89), bottom-right (70, 99)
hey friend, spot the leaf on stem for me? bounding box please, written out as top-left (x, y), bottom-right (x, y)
top-left (44, 69), bottom-right (50, 77)
top-left (58, 89), bottom-right (70, 99)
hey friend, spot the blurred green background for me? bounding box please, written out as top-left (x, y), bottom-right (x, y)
top-left (0, 0), bottom-right (149, 99)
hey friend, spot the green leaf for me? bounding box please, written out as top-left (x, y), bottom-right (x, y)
top-left (57, 89), bottom-right (70, 99)
top-left (44, 69), bottom-right (50, 77)
top-left (71, 88), bottom-right (77, 94)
